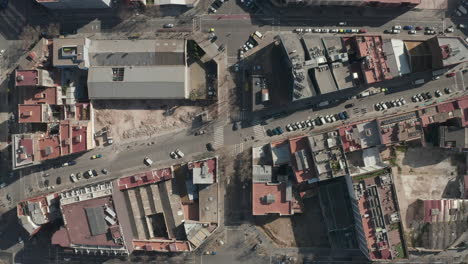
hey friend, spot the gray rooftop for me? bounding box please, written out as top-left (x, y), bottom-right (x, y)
top-left (193, 164), bottom-right (214, 185)
top-left (279, 33), bottom-right (354, 101)
top-left (356, 121), bottom-right (381, 149)
top-left (437, 37), bottom-right (468, 67)
top-left (87, 66), bottom-right (188, 99)
top-left (85, 207), bottom-right (108, 236)
top-left (252, 165), bottom-right (273, 183)
top-left (314, 67), bottom-right (338, 94)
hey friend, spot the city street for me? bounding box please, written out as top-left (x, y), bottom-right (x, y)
top-left (0, 0), bottom-right (467, 263)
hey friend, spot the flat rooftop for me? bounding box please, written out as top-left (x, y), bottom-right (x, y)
top-left (52, 196), bottom-right (125, 248)
top-left (18, 105), bottom-right (42, 123)
top-left (22, 86), bottom-right (57, 105)
top-left (289, 136), bottom-right (316, 183)
top-left (117, 167), bottom-right (173, 190)
top-left (15, 70), bottom-right (38, 86)
top-left (189, 157), bottom-right (217, 185)
top-left (314, 67), bottom-right (338, 94)
top-left (252, 183), bottom-right (292, 216)
top-left (437, 37), bottom-right (468, 67)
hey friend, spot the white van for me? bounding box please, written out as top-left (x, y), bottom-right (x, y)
top-left (253, 31), bottom-right (263, 39)
top-left (144, 157), bottom-right (153, 166)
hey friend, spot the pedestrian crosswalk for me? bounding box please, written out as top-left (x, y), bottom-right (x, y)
top-left (231, 110), bottom-right (249, 122)
top-left (252, 124), bottom-right (265, 139)
top-left (232, 143), bottom-right (244, 155)
top-left (213, 126), bottom-right (224, 148)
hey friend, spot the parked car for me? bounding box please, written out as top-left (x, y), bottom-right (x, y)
top-left (359, 29), bottom-right (367, 33)
top-left (444, 87), bottom-right (452, 94)
top-left (286, 124), bottom-right (293, 131)
top-left (415, 26), bottom-right (423, 31)
top-left (338, 22), bottom-right (347, 26)
top-left (92, 169), bottom-right (98, 177)
top-left (175, 149), bottom-right (185, 158)
top-left (331, 29), bottom-right (339, 33)
top-left (144, 157), bottom-right (154, 166)
top-left (275, 126), bottom-right (284, 135)
top-left (56, 177), bottom-right (62, 185)
top-left (206, 143), bottom-right (215, 152)
top-left (435, 90), bottom-right (442, 97)
top-left (76, 172), bottom-right (82, 180)
top-left (392, 29), bottom-right (401, 34)
top-left (170, 151), bottom-right (178, 159)
top-left (393, 25), bottom-right (402, 30)
top-left (102, 168), bottom-right (108, 174)
top-left (408, 30), bottom-right (416, 35)
top-left (70, 174), bottom-right (77, 183)
top-left (345, 103), bottom-right (354, 108)
top-left (403, 25), bottom-right (413, 30)
top-left (266, 129), bottom-right (274, 136)
top-left (163, 23), bottom-right (174, 28)
top-left (91, 154), bottom-right (102, 160)
top-left (446, 72), bottom-right (456, 77)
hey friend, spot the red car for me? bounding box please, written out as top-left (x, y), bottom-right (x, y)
top-left (415, 26), bottom-right (423, 31)
top-left (446, 72), bottom-right (456, 77)
top-left (359, 29), bottom-right (367, 33)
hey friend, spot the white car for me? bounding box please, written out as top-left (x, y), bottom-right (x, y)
top-left (175, 149), bottom-right (184, 158)
top-left (305, 120), bottom-right (312, 127)
top-left (400, 98), bottom-right (406, 105)
top-left (296, 122), bottom-right (303, 129)
top-left (322, 28), bottom-right (330, 33)
top-left (144, 157), bottom-right (154, 166)
top-left (408, 30), bottom-right (416, 34)
top-left (338, 22), bottom-right (347, 26)
top-left (446, 27), bottom-right (454, 33)
top-left (286, 124), bottom-right (293, 131)
top-left (313, 28), bottom-right (321, 33)
top-left (351, 29), bottom-right (358, 33)
top-left (393, 25), bottom-right (402, 30)
top-left (392, 29), bottom-right (401, 34)
top-left (170, 152), bottom-right (177, 159)
top-left (295, 28), bottom-right (304, 33)
top-left (70, 174), bottom-right (77, 183)
top-left (331, 29), bottom-right (339, 33)
top-left (304, 28), bottom-right (312, 33)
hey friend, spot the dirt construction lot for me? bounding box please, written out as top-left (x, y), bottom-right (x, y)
top-left (256, 196), bottom-right (330, 248)
top-left (93, 100), bottom-right (210, 145)
top-left (392, 145), bottom-right (461, 230)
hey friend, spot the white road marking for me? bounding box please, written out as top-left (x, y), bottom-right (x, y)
top-left (252, 124), bottom-right (266, 139)
top-left (214, 126), bottom-right (224, 148)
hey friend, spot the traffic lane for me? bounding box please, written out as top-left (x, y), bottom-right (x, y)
top-left (200, 17), bottom-right (272, 56)
top-left (262, 75), bottom-right (465, 133)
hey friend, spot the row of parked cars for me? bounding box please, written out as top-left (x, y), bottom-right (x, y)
top-left (70, 168), bottom-right (108, 183)
top-left (280, 111), bottom-right (349, 133)
top-left (384, 25), bottom-right (439, 35)
top-left (411, 88), bottom-right (452, 102)
top-left (374, 98), bottom-right (406, 111)
top-left (295, 28), bottom-right (367, 34)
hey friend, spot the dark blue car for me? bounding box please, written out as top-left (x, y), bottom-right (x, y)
top-left (403, 25), bottom-right (413, 30)
top-left (0, 0), bottom-right (8, 9)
